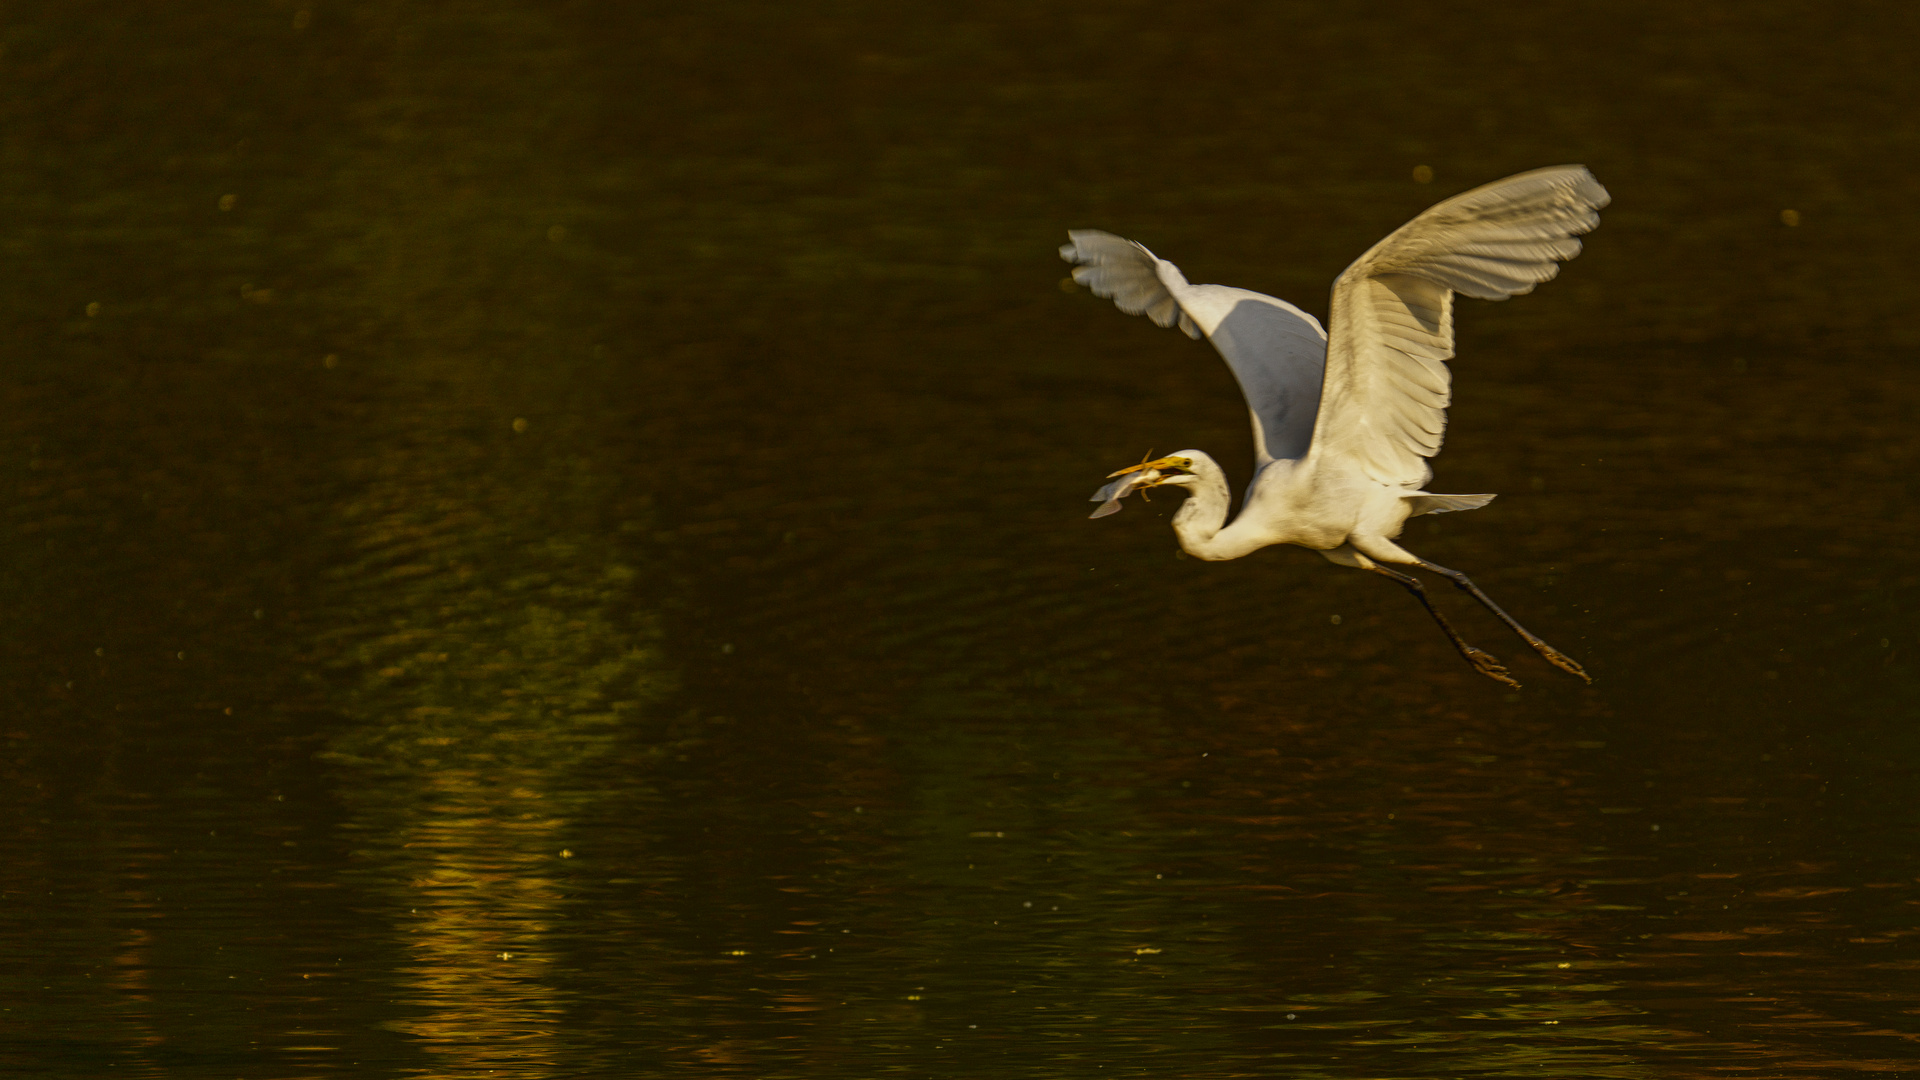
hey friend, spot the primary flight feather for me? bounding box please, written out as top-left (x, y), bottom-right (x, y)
top-left (1066, 165), bottom-right (1609, 687)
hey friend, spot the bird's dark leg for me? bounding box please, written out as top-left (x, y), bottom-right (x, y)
top-left (1366, 564), bottom-right (1519, 689)
top-left (1411, 559), bottom-right (1591, 683)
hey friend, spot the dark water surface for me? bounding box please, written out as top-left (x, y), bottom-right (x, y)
top-left (5, 2), bottom-right (1920, 1076)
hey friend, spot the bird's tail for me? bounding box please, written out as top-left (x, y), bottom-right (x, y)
top-left (1404, 492), bottom-right (1496, 516)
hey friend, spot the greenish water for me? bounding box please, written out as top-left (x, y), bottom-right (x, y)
top-left (4, 2), bottom-right (1919, 1076)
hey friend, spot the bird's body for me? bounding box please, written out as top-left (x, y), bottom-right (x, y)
top-left (1068, 165), bottom-right (1610, 686)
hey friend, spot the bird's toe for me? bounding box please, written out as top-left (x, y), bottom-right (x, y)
top-left (1542, 649), bottom-right (1592, 684)
top-left (1463, 647), bottom-right (1521, 689)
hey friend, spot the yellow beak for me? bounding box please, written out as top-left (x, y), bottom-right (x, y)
top-left (1106, 455), bottom-right (1193, 479)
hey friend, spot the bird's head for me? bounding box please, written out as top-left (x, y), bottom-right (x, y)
top-left (1087, 455), bottom-right (1195, 518)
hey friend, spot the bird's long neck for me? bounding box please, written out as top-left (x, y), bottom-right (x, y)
top-left (1166, 451), bottom-right (1242, 560)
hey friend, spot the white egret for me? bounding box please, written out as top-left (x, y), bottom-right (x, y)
top-left (1067, 165), bottom-right (1608, 687)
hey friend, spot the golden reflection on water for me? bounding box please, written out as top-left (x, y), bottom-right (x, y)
top-left (305, 3), bottom-right (666, 1072)
top-left (321, 502), bottom-right (657, 1072)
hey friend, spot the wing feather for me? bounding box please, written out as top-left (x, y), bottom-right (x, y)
top-left (1311, 165), bottom-right (1609, 488)
top-left (1060, 230), bottom-right (1203, 338)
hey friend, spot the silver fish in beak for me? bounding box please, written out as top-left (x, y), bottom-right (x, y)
top-left (1086, 456), bottom-right (1193, 518)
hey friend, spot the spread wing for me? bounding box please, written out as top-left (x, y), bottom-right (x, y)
top-left (1309, 165), bottom-right (1610, 488)
top-left (1062, 230), bottom-right (1328, 464)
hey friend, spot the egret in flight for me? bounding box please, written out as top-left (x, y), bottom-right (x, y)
top-left (1068, 165), bottom-right (1608, 687)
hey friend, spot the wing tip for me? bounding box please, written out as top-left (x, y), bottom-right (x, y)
top-left (1513, 163), bottom-right (1612, 212)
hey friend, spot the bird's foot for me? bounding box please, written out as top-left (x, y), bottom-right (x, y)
top-left (1531, 643), bottom-right (1592, 684)
top-left (1462, 646), bottom-right (1521, 689)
